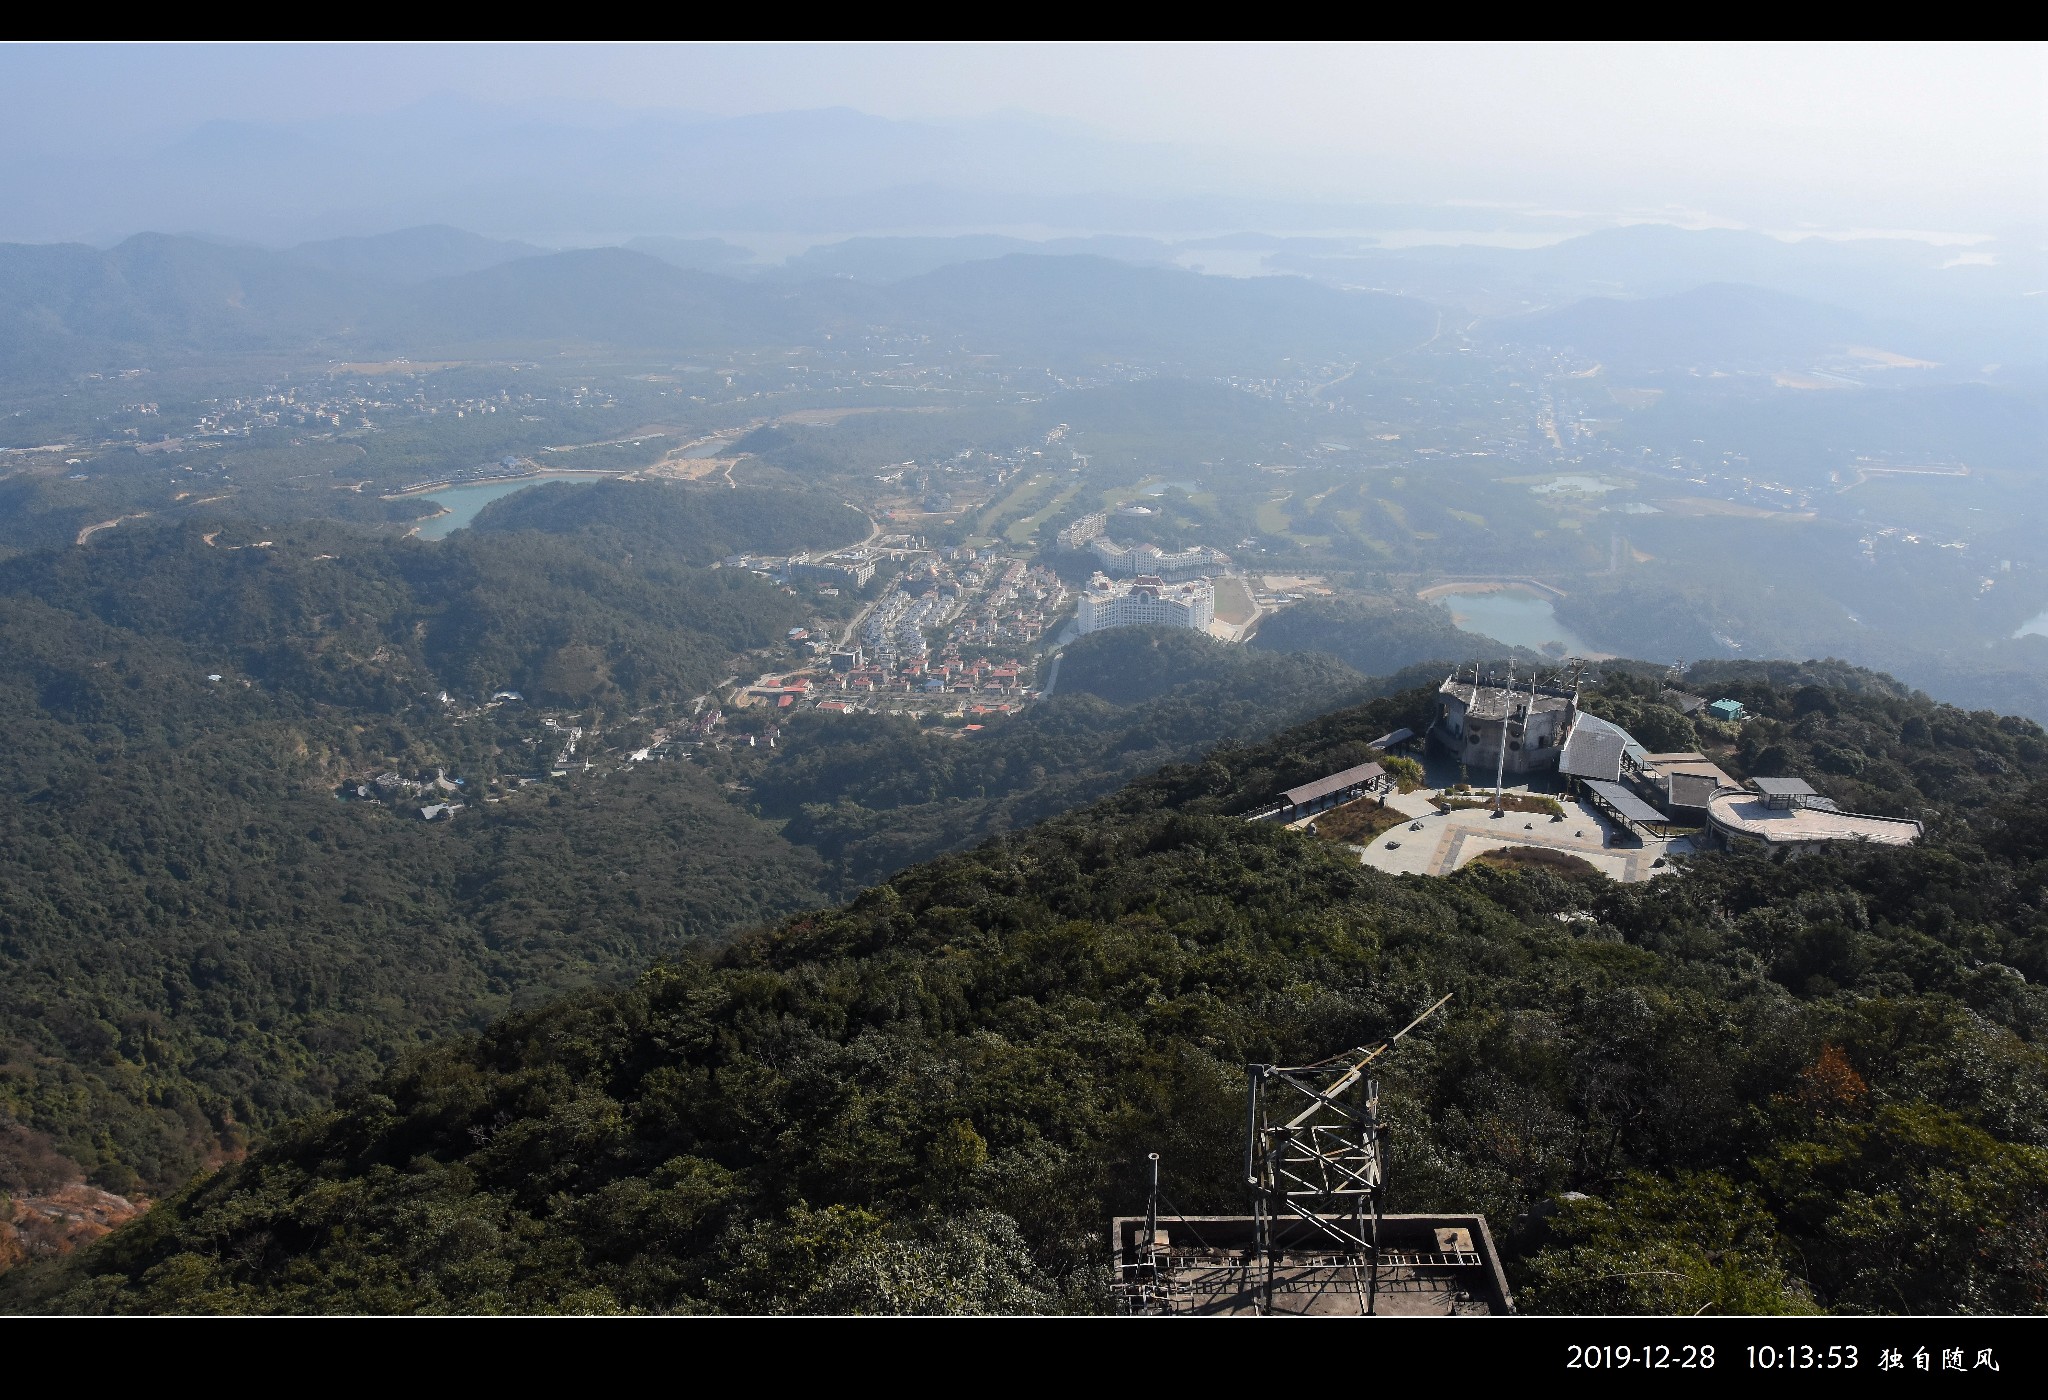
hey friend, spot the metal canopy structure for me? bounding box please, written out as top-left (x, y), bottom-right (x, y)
top-left (1583, 778), bottom-right (1667, 827)
top-left (1558, 713), bottom-right (1629, 782)
top-left (1752, 777), bottom-right (1818, 796)
top-left (1242, 994), bottom-right (1453, 1314)
top-left (1281, 761), bottom-right (1385, 809)
top-left (1752, 776), bottom-right (1819, 808)
top-left (1666, 771), bottom-right (1724, 811)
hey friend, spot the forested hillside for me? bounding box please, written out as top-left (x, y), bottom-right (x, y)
top-left (0, 516), bottom-right (843, 1197)
top-left (13, 668), bottom-right (2044, 1314)
top-left (1251, 596), bottom-right (1537, 679)
top-left (3, 512), bottom-right (816, 709)
top-left (464, 481), bottom-right (868, 567)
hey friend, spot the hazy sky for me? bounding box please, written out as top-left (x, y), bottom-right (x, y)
top-left (3, 42), bottom-right (2041, 232)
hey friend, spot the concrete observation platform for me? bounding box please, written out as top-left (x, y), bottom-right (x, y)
top-left (1319, 785), bottom-right (1690, 883)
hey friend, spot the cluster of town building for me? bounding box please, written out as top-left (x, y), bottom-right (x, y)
top-left (789, 549), bottom-right (879, 590)
top-left (190, 380), bottom-right (552, 442)
top-left (347, 766), bottom-right (468, 820)
top-left (946, 556), bottom-right (1065, 653)
top-left (854, 553), bottom-right (1065, 667)
top-left (341, 695), bottom-right (763, 822)
top-left (718, 546), bottom-right (1064, 719)
top-left (743, 649), bottom-right (1032, 715)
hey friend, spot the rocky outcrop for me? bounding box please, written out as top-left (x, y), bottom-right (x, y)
top-left (1, 1186), bottom-right (150, 1271)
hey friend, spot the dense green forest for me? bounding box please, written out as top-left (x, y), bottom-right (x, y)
top-left (10, 666), bottom-right (2045, 1314)
top-left (1, 489), bottom-right (847, 709)
top-left (1251, 595), bottom-right (1540, 679)
top-left (2, 458), bottom-right (2044, 1313)
top-left (463, 480), bottom-right (869, 567)
top-left (0, 510), bottom-right (859, 1197)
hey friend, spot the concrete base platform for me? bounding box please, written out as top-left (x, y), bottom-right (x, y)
top-left (1112, 1214), bottom-right (1513, 1316)
top-left (1354, 787), bottom-right (1685, 883)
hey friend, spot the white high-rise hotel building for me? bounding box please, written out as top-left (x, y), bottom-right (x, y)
top-left (1089, 536), bottom-right (1218, 582)
top-left (1074, 573), bottom-right (1215, 635)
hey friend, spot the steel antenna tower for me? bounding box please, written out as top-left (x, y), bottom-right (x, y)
top-left (1491, 662), bottom-right (1515, 814)
top-left (1243, 994), bottom-right (1454, 1315)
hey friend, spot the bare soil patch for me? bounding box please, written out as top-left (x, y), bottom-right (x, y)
top-left (1311, 797), bottom-right (1409, 847)
top-left (1213, 575), bottom-right (1257, 626)
top-left (1470, 845), bottom-right (1604, 879)
top-left (1437, 793), bottom-right (1566, 818)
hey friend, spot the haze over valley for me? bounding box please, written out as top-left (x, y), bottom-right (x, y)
top-left (0, 43), bottom-right (2044, 1321)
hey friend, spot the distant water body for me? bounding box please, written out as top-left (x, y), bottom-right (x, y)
top-left (410, 474), bottom-right (607, 540)
top-left (2017, 609), bottom-right (2048, 641)
top-left (1433, 585), bottom-right (1599, 657)
top-left (1531, 474), bottom-right (1621, 495)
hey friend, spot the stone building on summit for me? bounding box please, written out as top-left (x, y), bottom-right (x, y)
top-left (1431, 670), bottom-right (1580, 776)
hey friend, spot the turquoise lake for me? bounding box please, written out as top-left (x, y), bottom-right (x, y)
top-left (410, 475), bottom-right (605, 540)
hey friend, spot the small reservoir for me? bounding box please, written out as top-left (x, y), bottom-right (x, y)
top-left (408, 474), bottom-right (606, 540)
top-left (1531, 474), bottom-right (1623, 495)
top-left (2016, 609), bottom-right (2048, 641)
top-left (1427, 584), bottom-right (1601, 658)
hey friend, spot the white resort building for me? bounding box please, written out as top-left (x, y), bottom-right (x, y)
top-left (1074, 573), bottom-right (1216, 635)
top-left (1056, 512), bottom-right (1109, 549)
top-left (1089, 536), bottom-right (1223, 582)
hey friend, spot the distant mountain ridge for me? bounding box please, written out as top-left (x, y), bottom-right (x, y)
top-left (0, 234), bottom-right (369, 373)
top-left (890, 254), bottom-right (1436, 364)
top-left (0, 96), bottom-right (1566, 247)
top-left (771, 234), bottom-right (1175, 284)
top-left (281, 225), bottom-right (547, 284)
top-left (0, 233), bottom-right (1439, 375)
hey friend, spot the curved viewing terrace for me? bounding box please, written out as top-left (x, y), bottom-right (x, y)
top-left (1706, 790), bottom-right (1922, 848)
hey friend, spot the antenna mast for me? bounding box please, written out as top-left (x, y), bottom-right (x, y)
top-left (1243, 994), bottom-right (1454, 1315)
top-left (1492, 661), bottom-right (1515, 814)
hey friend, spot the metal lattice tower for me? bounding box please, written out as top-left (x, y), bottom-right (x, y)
top-left (1243, 994), bottom-right (1453, 1314)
